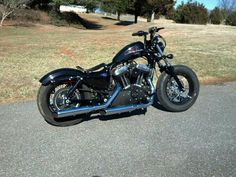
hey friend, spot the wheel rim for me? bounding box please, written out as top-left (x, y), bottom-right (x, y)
top-left (166, 75), bottom-right (192, 104)
top-left (48, 84), bottom-right (80, 112)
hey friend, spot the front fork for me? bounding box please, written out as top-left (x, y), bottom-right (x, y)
top-left (155, 45), bottom-right (184, 91)
top-left (165, 65), bottom-right (184, 91)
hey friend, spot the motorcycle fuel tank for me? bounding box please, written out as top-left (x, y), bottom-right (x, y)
top-left (112, 42), bottom-right (144, 65)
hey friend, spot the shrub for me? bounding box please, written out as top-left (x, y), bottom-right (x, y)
top-left (174, 1), bottom-right (208, 24)
top-left (10, 9), bottom-right (41, 23)
top-left (209, 7), bottom-right (223, 24)
top-left (226, 11), bottom-right (236, 26)
top-left (49, 10), bottom-right (85, 29)
top-left (8, 9), bottom-right (49, 26)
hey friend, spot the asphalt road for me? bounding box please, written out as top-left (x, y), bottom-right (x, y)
top-left (0, 82), bottom-right (236, 177)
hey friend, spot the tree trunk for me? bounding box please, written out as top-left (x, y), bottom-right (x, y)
top-left (0, 16), bottom-right (5, 26)
top-left (53, 4), bottom-right (60, 13)
top-left (134, 14), bottom-right (138, 23)
top-left (151, 11), bottom-right (155, 22)
top-left (0, 18), bottom-right (4, 27)
top-left (147, 10), bottom-right (155, 22)
top-left (117, 11), bottom-right (121, 21)
top-left (0, 10), bottom-right (14, 27)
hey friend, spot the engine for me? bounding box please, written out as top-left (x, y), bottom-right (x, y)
top-left (111, 63), bottom-right (152, 106)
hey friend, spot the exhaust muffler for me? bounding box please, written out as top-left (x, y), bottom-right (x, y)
top-left (56, 85), bottom-right (121, 118)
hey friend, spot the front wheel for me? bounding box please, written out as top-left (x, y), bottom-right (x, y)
top-left (156, 65), bottom-right (199, 112)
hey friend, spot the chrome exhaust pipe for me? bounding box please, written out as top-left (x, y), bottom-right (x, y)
top-left (104, 98), bottom-right (154, 115)
top-left (56, 85), bottom-right (121, 118)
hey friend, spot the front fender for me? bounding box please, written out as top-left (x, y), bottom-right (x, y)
top-left (39, 68), bottom-right (84, 86)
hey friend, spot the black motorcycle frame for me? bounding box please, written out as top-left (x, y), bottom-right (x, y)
top-left (39, 27), bottom-right (185, 118)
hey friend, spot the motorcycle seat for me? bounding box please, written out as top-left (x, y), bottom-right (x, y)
top-left (76, 63), bottom-right (108, 74)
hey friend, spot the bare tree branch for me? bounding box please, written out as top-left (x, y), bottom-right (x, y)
top-left (0, 0), bottom-right (30, 26)
top-left (219, 0), bottom-right (236, 17)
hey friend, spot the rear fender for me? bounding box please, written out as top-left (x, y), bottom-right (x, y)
top-left (39, 68), bottom-right (85, 86)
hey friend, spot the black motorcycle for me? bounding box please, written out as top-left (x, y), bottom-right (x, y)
top-left (37, 27), bottom-right (199, 126)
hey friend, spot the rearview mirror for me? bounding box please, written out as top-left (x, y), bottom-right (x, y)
top-left (166, 54), bottom-right (174, 59)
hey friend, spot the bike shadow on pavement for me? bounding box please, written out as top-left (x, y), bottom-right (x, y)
top-left (82, 101), bottom-right (167, 123)
top-left (83, 109), bottom-right (147, 122)
top-left (152, 100), bottom-right (168, 112)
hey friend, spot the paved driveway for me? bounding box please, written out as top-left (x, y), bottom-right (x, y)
top-left (0, 83), bottom-right (235, 177)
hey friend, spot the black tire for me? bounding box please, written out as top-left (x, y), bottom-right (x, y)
top-left (156, 65), bottom-right (199, 112)
top-left (37, 84), bottom-right (84, 126)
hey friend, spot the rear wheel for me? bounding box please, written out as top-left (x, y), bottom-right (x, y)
top-left (37, 83), bottom-right (84, 126)
top-left (156, 65), bottom-right (199, 112)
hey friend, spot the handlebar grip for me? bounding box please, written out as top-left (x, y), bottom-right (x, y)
top-left (132, 32), bottom-right (138, 36)
top-left (157, 27), bottom-right (165, 31)
top-left (149, 27), bottom-right (165, 33)
top-left (132, 31), bottom-right (148, 37)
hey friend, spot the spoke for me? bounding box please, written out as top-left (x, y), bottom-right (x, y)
top-left (166, 75), bottom-right (192, 104)
top-left (170, 94), bottom-right (179, 102)
top-left (47, 83), bottom-right (81, 112)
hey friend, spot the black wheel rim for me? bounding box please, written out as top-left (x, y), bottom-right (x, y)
top-left (48, 84), bottom-right (80, 112)
top-left (166, 75), bottom-right (193, 104)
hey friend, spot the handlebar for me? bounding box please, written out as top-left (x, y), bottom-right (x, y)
top-left (149, 27), bottom-right (165, 33)
top-left (132, 27), bottom-right (165, 37)
top-left (132, 31), bottom-right (148, 37)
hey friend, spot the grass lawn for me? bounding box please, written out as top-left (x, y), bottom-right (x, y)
top-left (0, 14), bottom-right (236, 103)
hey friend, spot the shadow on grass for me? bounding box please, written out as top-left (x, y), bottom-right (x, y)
top-left (102, 16), bottom-right (134, 26)
top-left (78, 14), bottom-right (103, 30)
top-left (102, 16), bottom-right (117, 21)
top-left (115, 21), bottom-right (134, 26)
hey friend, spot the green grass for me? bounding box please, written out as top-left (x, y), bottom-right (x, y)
top-left (0, 15), bottom-right (236, 103)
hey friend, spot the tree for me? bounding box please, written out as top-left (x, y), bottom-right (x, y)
top-left (78, 0), bottom-right (100, 13)
top-left (219, 0), bottom-right (236, 18)
top-left (209, 7), bottom-right (223, 24)
top-left (27, 0), bottom-right (51, 10)
top-left (100, 0), bottom-right (114, 13)
top-left (0, 0), bottom-right (30, 26)
top-left (146, 0), bottom-right (175, 22)
top-left (174, 1), bottom-right (208, 25)
top-left (127, 0), bottom-right (147, 23)
top-left (226, 10), bottom-right (236, 26)
top-left (101, 0), bottom-right (129, 20)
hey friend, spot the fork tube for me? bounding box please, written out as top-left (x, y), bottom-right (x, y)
top-left (167, 66), bottom-right (184, 91)
top-left (144, 35), bottom-right (147, 49)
